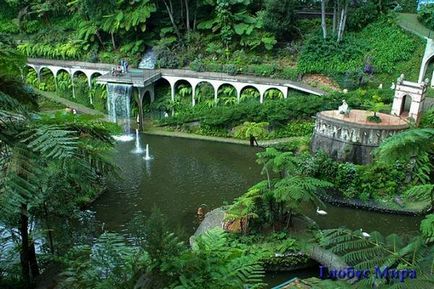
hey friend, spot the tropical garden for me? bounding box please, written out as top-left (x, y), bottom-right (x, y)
top-left (1, 0), bottom-right (434, 289)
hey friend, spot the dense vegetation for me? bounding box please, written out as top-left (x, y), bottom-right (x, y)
top-left (1, 1), bottom-right (434, 289)
top-left (0, 0), bottom-right (423, 86)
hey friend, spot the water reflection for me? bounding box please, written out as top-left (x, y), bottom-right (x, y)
top-left (92, 134), bottom-right (422, 236)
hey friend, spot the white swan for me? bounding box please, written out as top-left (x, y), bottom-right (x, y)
top-left (361, 229), bottom-right (370, 238)
top-left (316, 207), bottom-right (328, 216)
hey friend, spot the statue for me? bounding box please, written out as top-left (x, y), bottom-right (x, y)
top-left (338, 100), bottom-right (350, 116)
top-left (397, 74), bottom-right (404, 84)
top-left (390, 82), bottom-right (395, 90)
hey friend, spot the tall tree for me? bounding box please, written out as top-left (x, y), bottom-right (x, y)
top-left (0, 45), bottom-right (116, 286)
top-left (321, 0), bottom-right (328, 39)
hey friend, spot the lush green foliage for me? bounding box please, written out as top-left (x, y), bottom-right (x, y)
top-left (227, 148), bottom-right (332, 232)
top-left (301, 151), bottom-right (409, 201)
top-left (158, 89), bottom-right (390, 140)
top-left (418, 4), bottom-right (434, 30)
top-left (233, 121), bottom-right (269, 139)
top-left (298, 16), bottom-right (423, 86)
top-left (59, 208), bottom-right (267, 289)
top-left (320, 226), bottom-right (434, 288)
top-left (0, 44), bottom-right (117, 287)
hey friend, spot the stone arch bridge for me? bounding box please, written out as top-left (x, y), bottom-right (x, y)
top-left (26, 58), bottom-right (324, 128)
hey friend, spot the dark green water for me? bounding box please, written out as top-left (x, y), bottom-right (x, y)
top-left (92, 134), bottom-right (261, 233)
top-left (90, 134), bottom-right (423, 288)
top-left (92, 134), bottom-right (422, 236)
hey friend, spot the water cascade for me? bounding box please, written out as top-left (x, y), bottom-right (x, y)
top-left (143, 144), bottom-right (152, 160)
top-left (107, 83), bottom-right (134, 141)
top-left (132, 129), bottom-right (144, 154)
top-left (138, 49), bottom-right (156, 69)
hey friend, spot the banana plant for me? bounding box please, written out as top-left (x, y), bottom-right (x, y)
top-left (240, 87), bottom-right (259, 102)
top-left (264, 89), bottom-right (283, 101)
top-left (176, 84), bottom-right (192, 99)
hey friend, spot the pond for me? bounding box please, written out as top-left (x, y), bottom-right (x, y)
top-left (93, 134), bottom-right (422, 236)
top-left (91, 134), bottom-right (423, 287)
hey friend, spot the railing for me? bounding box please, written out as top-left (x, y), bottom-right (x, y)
top-left (271, 278), bottom-right (297, 289)
top-left (26, 59), bottom-right (324, 95)
top-left (27, 58), bottom-right (113, 70)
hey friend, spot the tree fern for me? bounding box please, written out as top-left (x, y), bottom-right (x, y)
top-left (404, 185), bottom-right (434, 209)
top-left (375, 128), bottom-right (434, 163)
top-left (420, 214), bottom-right (434, 242)
top-left (320, 228), bottom-right (434, 288)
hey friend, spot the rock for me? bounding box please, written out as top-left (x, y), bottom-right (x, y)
top-left (189, 207), bottom-right (225, 246)
top-left (394, 196), bottom-right (405, 208)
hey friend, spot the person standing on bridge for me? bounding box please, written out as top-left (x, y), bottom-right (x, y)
top-left (120, 59), bottom-right (125, 74)
top-left (125, 60), bottom-right (129, 73)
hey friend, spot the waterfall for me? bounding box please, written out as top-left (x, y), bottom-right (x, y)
top-left (107, 83), bottom-right (133, 141)
top-left (138, 48), bottom-right (156, 69)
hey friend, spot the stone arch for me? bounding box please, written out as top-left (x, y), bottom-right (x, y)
top-left (54, 69), bottom-right (73, 98)
top-left (72, 70), bottom-right (87, 79)
top-left (143, 90), bottom-right (152, 106)
top-left (419, 39), bottom-right (434, 84)
top-left (263, 88), bottom-right (285, 102)
top-left (154, 77), bottom-right (172, 101)
top-left (72, 71), bottom-right (91, 103)
top-left (38, 67), bottom-right (56, 91)
top-left (26, 64), bottom-right (38, 76)
top-left (174, 79), bottom-right (193, 105)
top-left (400, 94), bottom-right (412, 117)
top-left (90, 72), bottom-right (102, 82)
top-left (217, 83), bottom-right (238, 106)
top-left (56, 68), bottom-right (70, 79)
top-left (88, 72), bottom-right (103, 89)
top-left (194, 81), bottom-right (215, 104)
top-left (39, 66), bottom-right (57, 79)
top-left (391, 75), bottom-right (428, 125)
top-left (24, 65), bottom-right (40, 85)
top-left (239, 86), bottom-right (260, 103)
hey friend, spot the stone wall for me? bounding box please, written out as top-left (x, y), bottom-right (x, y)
top-left (311, 112), bottom-right (408, 164)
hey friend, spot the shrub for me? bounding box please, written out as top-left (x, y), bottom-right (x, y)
top-left (155, 47), bottom-right (180, 68)
top-left (223, 64), bottom-right (238, 76)
top-left (245, 64), bottom-right (277, 77)
top-left (346, 2), bottom-right (379, 32)
top-left (233, 122), bottom-right (269, 139)
top-left (418, 4), bottom-right (434, 30)
top-left (397, 0), bottom-right (417, 13)
top-left (298, 16), bottom-right (419, 79)
top-left (279, 67), bottom-right (298, 80)
top-left (421, 108), bottom-right (434, 128)
top-left (298, 33), bottom-right (366, 75)
top-left (0, 18), bottom-right (19, 34)
top-left (268, 120), bottom-right (314, 139)
top-left (190, 58), bottom-right (206, 72)
top-left (18, 41), bottom-right (83, 60)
